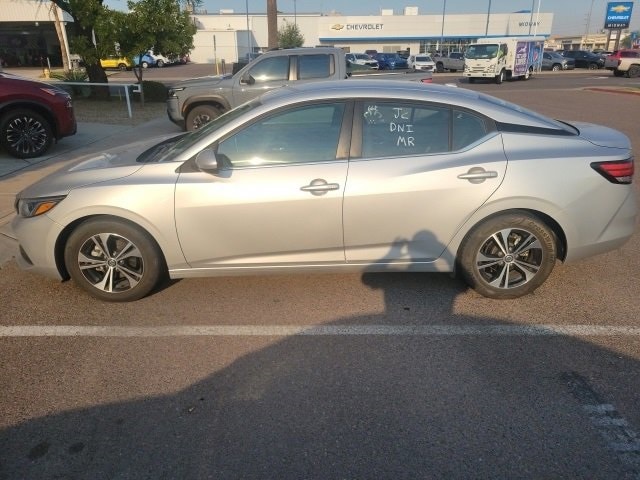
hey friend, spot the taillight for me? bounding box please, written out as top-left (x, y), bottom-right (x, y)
top-left (591, 158), bottom-right (634, 184)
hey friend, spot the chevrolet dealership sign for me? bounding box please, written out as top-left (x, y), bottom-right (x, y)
top-left (604, 2), bottom-right (634, 29)
top-left (331, 23), bottom-right (384, 31)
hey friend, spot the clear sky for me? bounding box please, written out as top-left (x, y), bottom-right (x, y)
top-left (103, 0), bottom-right (639, 35)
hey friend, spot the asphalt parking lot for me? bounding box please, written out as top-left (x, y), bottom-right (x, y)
top-left (1, 68), bottom-right (640, 479)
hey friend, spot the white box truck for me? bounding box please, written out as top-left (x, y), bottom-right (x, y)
top-left (463, 37), bottom-right (544, 84)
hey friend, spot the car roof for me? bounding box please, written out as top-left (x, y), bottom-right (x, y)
top-left (259, 80), bottom-right (568, 130)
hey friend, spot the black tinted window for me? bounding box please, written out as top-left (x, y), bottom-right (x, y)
top-left (452, 110), bottom-right (488, 150)
top-left (298, 54), bottom-right (333, 80)
top-left (248, 56), bottom-right (289, 83)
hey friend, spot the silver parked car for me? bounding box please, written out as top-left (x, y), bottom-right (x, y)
top-left (12, 81), bottom-right (636, 301)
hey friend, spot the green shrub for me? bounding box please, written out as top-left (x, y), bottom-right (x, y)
top-left (49, 68), bottom-right (88, 82)
top-left (137, 80), bottom-right (168, 102)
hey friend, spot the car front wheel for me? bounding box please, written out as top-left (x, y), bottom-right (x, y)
top-left (457, 212), bottom-right (557, 299)
top-left (64, 218), bottom-right (165, 302)
top-left (0, 109), bottom-right (54, 159)
top-left (185, 105), bottom-right (221, 131)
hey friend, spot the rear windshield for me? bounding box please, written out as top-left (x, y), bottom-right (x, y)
top-left (478, 93), bottom-right (578, 134)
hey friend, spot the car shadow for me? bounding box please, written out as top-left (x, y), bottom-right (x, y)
top-left (1, 231), bottom-right (640, 479)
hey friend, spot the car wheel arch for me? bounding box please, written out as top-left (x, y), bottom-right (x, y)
top-left (54, 214), bottom-right (171, 281)
top-left (451, 207), bottom-right (567, 265)
top-left (183, 97), bottom-right (229, 119)
top-left (0, 101), bottom-right (59, 137)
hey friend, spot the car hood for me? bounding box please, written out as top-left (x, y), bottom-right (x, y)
top-left (173, 74), bottom-right (233, 88)
top-left (17, 134), bottom-right (181, 199)
top-left (572, 121), bottom-right (632, 150)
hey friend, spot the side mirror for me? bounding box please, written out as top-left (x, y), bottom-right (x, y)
top-left (240, 73), bottom-right (255, 85)
top-left (194, 148), bottom-right (222, 173)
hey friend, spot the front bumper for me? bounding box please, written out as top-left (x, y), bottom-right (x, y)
top-left (166, 97), bottom-right (185, 128)
top-left (11, 213), bottom-right (65, 280)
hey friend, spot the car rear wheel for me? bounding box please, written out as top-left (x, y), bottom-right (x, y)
top-left (64, 218), bottom-right (165, 302)
top-left (0, 109), bottom-right (54, 159)
top-left (117, 63), bottom-right (128, 71)
top-left (186, 104), bottom-right (221, 131)
top-left (628, 65), bottom-right (640, 78)
top-left (141, 61), bottom-right (149, 68)
top-left (457, 212), bottom-right (557, 299)
top-left (156, 59), bottom-right (165, 68)
top-left (588, 62), bottom-right (598, 70)
top-left (613, 69), bottom-right (625, 77)
top-left (551, 64), bottom-right (561, 71)
top-left (436, 62), bottom-right (444, 73)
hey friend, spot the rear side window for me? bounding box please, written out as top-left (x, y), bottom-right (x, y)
top-left (358, 101), bottom-right (493, 159)
top-left (298, 54), bottom-right (334, 80)
top-left (621, 51), bottom-right (640, 58)
top-left (360, 102), bottom-right (450, 158)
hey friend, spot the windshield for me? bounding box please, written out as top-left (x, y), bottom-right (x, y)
top-left (465, 44), bottom-right (499, 60)
top-left (138, 100), bottom-right (260, 163)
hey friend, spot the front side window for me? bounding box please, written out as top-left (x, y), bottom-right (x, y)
top-left (248, 56), bottom-right (289, 83)
top-left (298, 54), bottom-right (333, 80)
top-left (217, 102), bottom-right (346, 167)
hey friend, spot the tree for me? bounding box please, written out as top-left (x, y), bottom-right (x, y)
top-left (49, 0), bottom-right (109, 89)
top-left (278, 21), bottom-right (304, 49)
top-left (98, 0), bottom-right (195, 90)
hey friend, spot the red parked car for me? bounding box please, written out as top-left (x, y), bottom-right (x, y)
top-left (0, 72), bottom-right (77, 159)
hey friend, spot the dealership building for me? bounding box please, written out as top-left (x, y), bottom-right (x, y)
top-left (188, 7), bottom-right (553, 64)
top-left (2, 1), bottom-right (553, 67)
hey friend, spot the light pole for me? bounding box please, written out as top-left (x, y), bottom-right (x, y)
top-left (440, 0), bottom-right (446, 54)
top-left (294, 0), bottom-right (297, 26)
top-left (485, 0), bottom-right (492, 37)
top-left (245, 0), bottom-right (251, 55)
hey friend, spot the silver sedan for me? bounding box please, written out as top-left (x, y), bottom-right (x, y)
top-left (12, 81), bottom-right (636, 301)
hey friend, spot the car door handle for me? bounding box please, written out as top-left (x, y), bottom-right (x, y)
top-left (457, 167), bottom-right (498, 184)
top-left (300, 179), bottom-right (340, 196)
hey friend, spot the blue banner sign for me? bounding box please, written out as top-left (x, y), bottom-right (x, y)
top-left (604, 2), bottom-right (634, 29)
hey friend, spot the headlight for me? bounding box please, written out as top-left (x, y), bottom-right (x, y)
top-left (16, 196), bottom-right (66, 218)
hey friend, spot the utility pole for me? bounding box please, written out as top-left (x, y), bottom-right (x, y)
top-left (267, 0), bottom-right (278, 49)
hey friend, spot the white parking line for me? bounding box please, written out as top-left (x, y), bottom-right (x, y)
top-left (1, 324), bottom-right (640, 337)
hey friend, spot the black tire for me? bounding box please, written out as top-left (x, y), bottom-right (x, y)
top-left (551, 64), bottom-right (561, 72)
top-left (628, 65), bottom-right (640, 78)
top-left (468, 77), bottom-right (476, 84)
top-left (156, 59), bottom-right (165, 68)
top-left (457, 212), bottom-right (557, 299)
top-left (613, 69), bottom-right (625, 77)
top-left (495, 69), bottom-right (504, 84)
top-left (64, 218), bottom-right (165, 302)
top-left (436, 62), bottom-right (444, 73)
top-left (185, 104), bottom-right (221, 131)
top-left (0, 109), bottom-right (54, 159)
top-left (141, 61), bottom-right (149, 69)
top-left (520, 67), bottom-right (532, 80)
top-left (117, 63), bottom-right (127, 71)
top-left (588, 62), bottom-right (598, 70)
